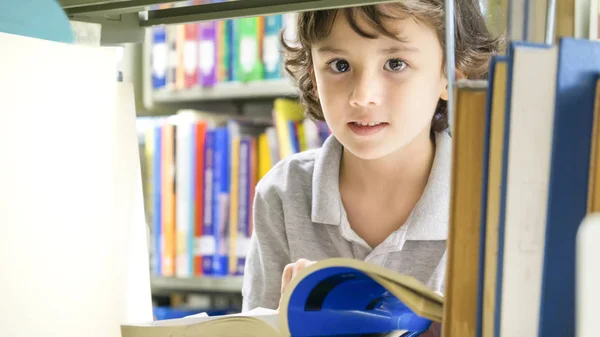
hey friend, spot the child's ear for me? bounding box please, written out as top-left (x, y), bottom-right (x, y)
top-left (439, 69), bottom-right (466, 101)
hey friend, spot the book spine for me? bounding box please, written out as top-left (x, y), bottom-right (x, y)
top-left (183, 23), bottom-right (199, 88)
top-left (198, 22), bottom-right (217, 87)
top-left (194, 123), bottom-right (206, 276)
top-left (212, 128), bottom-right (230, 276)
top-left (151, 26), bottom-right (167, 89)
top-left (237, 137), bottom-right (252, 275)
top-left (152, 124), bottom-right (163, 276)
top-left (201, 130), bottom-right (214, 275)
top-left (262, 15), bottom-right (283, 79)
top-left (175, 122), bottom-right (191, 278)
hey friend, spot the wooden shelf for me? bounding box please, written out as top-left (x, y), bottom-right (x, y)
top-left (152, 79), bottom-right (299, 103)
top-left (151, 275), bottom-right (243, 294)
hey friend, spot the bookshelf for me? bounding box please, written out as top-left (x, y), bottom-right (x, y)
top-left (56, 0), bottom-right (599, 335)
top-left (62, 0), bottom-right (402, 28)
top-left (151, 276), bottom-right (243, 294)
top-left (152, 78), bottom-right (298, 103)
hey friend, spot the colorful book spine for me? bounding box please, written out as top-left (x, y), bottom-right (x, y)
top-left (151, 26), bottom-right (167, 89)
top-left (237, 17), bottom-right (264, 82)
top-left (212, 127), bottom-right (230, 276)
top-left (228, 19), bottom-right (239, 82)
top-left (152, 124), bottom-right (163, 275)
top-left (161, 123), bottom-right (176, 277)
top-left (262, 14), bottom-right (283, 79)
top-left (165, 25), bottom-right (178, 91)
top-left (200, 130), bottom-right (215, 275)
top-left (193, 122), bottom-right (207, 276)
top-left (183, 23), bottom-right (199, 88)
top-left (175, 121), bottom-right (192, 278)
top-left (236, 136), bottom-right (252, 275)
top-left (248, 137), bottom-right (258, 237)
top-left (228, 136), bottom-right (240, 275)
top-left (197, 21), bottom-right (217, 87)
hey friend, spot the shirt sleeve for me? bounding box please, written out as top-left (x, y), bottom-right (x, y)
top-left (241, 186), bottom-right (290, 312)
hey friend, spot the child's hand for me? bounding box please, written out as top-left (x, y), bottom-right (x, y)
top-left (280, 258), bottom-right (316, 295)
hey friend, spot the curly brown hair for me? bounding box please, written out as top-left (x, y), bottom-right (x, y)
top-left (280, 1), bottom-right (505, 132)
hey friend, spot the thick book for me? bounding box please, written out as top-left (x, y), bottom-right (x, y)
top-left (121, 258), bottom-right (443, 337)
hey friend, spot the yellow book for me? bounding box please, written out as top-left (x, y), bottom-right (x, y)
top-left (296, 122), bottom-right (307, 152)
top-left (588, 79), bottom-right (600, 213)
top-left (272, 98), bottom-right (304, 159)
top-left (443, 80), bottom-right (488, 337)
top-left (258, 132), bottom-right (272, 180)
top-left (228, 136), bottom-right (240, 275)
top-left (121, 258), bottom-right (444, 337)
top-left (482, 59), bottom-right (507, 337)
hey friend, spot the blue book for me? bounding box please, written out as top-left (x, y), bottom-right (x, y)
top-left (537, 37), bottom-right (600, 337)
top-left (228, 19), bottom-right (239, 82)
top-left (212, 127), bottom-right (230, 276)
top-left (121, 258), bottom-right (440, 336)
top-left (152, 124), bottom-right (163, 276)
top-left (236, 136), bottom-right (252, 275)
top-left (493, 38), bottom-right (600, 337)
top-left (201, 130), bottom-right (215, 275)
top-left (263, 14), bottom-right (283, 79)
top-left (151, 26), bottom-right (167, 89)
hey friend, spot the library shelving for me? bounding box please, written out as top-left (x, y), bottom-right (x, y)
top-left (151, 276), bottom-right (243, 295)
top-left (152, 78), bottom-right (298, 103)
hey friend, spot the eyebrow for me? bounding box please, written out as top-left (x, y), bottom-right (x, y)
top-left (317, 45), bottom-right (420, 54)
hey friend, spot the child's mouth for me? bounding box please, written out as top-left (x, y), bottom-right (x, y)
top-left (347, 121), bottom-right (389, 136)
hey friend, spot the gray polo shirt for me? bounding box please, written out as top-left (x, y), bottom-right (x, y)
top-left (241, 131), bottom-right (451, 311)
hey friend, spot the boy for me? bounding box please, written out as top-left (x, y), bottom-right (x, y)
top-left (242, 0), bottom-right (502, 324)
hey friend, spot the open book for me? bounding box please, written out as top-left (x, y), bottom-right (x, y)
top-left (121, 258), bottom-right (443, 337)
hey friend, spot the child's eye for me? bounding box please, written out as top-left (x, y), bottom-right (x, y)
top-left (327, 59), bottom-right (350, 73)
top-left (384, 58), bottom-right (407, 72)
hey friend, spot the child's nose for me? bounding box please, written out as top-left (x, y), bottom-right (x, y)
top-left (349, 70), bottom-right (383, 108)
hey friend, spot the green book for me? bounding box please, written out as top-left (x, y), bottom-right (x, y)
top-left (236, 17), bottom-right (264, 82)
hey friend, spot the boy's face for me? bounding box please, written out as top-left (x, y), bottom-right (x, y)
top-left (311, 12), bottom-right (448, 160)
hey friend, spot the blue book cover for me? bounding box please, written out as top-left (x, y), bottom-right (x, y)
top-left (212, 127), bottom-right (230, 276)
top-left (288, 120), bottom-right (299, 154)
top-left (263, 14), bottom-right (283, 79)
top-left (151, 26), bottom-right (167, 89)
top-left (236, 136), bottom-right (252, 275)
top-left (280, 259), bottom-right (437, 337)
top-left (202, 130), bottom-right (215, 275)
top-left (228, 19), bottom-right (239, 82)
top-left (153, 124), bottom-right (163, 276)
top-left (537, 37), bottom-right (600, 337)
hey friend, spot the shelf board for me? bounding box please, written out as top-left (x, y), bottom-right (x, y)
top-left (61, 0), bottom-right (400, 27)
top-left (151, 275), bottom-right (243, 294)
top-left (152, 79), bottom-right (299, 103)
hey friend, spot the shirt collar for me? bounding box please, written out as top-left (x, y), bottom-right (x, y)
top-left (311, 131), bottom-right (452, 241)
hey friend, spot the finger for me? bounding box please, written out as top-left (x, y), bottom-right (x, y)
top-left (292, 259), bottom-right (315, 277)
top-left (280, 263), bottom-right (294, 294)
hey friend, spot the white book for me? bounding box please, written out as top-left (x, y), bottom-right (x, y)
top-left (499, 44), bottom-right (558, 337)
top-left (0, 32), bottom-right (152, 337)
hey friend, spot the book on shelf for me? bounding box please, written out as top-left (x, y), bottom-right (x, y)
top-left (151, 10), bottom-right (298, 91)
top-left (463, 37), bottom-right (600, 337)
top-left (138, 99), bottom-right (331, 279)
top-left (121, 258), bottom-right (442, 337)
